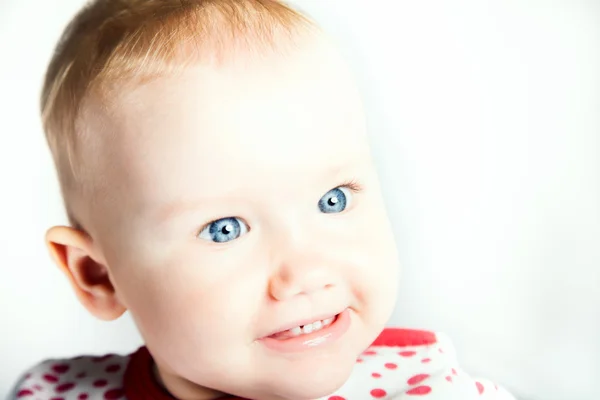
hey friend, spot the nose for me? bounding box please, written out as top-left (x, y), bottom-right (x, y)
top-left (268, 247), bottom-right (337, 302)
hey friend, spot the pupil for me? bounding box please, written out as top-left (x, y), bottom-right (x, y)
top-left (328, 196), bottom-right (338, 206)
top-left (222, 224), bottom-right (232, 234)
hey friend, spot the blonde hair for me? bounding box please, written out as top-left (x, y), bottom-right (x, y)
top-left (41, 0), bottom-right (318, 226)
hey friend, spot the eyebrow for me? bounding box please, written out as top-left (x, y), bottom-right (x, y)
top-left (153, 158), bottom-right (366, 222)
top-left (154, 193), bottom-right (239, 224)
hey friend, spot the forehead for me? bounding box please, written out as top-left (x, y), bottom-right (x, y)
top-left (89, 38), bottom-right (369, 203)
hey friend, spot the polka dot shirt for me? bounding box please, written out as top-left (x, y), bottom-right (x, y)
top-left (8, 329), bottom-right (517, 399)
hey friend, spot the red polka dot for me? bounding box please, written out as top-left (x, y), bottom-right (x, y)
top-left (370, 388), bottom-right (387, 398)
top-left (328, 397), bottom-right (346, 400)
top-left (384, 363), bottom-right (397, 369)
top-left (50, 397), bottom-right (65, 400)
top-left (357, 358), bottom-right (364, 363)
top-left (421, 358), bottom-right (431, 363)
top-left (452, 368), bottom-right (458, 375)
top-left (16, 389), bottom-right (34, 397)
top-left (399, 351), bottom-right (416, 357)
top-left (445, 376), bottom-right (453, 382)
top-left (104, 388), bottom-right (125, 399)
top-left (372, 372), bottom-right (381, 378)
top-left (363, 350), bottom-right (377, 356)
top-left (93, 380), bottom-right (108, 387)
top-left (476, 382), bottom-right (484, 394)
top-left (76, 372), bottom-right (86, 379)
top-left (105, 364), bottom-right (121, 373)
top-left (407, 374), bottom-right (430, 385)
top-left (78, 395), bottom-right (89, 400)
top-left (52, 364), bottom-right (70, 374)
top-left (33, 385), bottom-right (42, 391)
top-left (43, 374), bottom-right (59, 383)
top-left (406, 386), bottom-right (432, 395)
top-left (56, 383), bottom-right (75, 393)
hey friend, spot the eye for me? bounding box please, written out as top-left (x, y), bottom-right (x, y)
top-left (197, 217), bottom-right (249, 243)
top-left (318, 186), bottom-right (353, 214)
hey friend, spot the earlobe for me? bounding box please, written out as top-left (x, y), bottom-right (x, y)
top-left (45, 226), bottom-right (126, 321)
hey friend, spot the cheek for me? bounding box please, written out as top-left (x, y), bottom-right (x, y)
top-left (348, 201), bottom-right (400, 311)
top-left (114, 253), bottom-right (265, 350)
top-left (352, 197), bottom-right (399, 268)
top-left (356, 239), bottom-right (399, 331)
top-left (361, 238), bottom-right (399, 304)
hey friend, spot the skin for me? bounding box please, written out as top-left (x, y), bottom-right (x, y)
top-left (47, 35), bottom-right (400, 400)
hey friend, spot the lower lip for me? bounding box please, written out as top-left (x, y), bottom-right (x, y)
top-left (259, 309), bottom-right (351, 353)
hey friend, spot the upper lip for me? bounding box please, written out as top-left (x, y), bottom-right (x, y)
top-left (260, 309), bottom-right (345, 338)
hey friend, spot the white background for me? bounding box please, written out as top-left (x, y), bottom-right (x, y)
top-left (0, 1), bottom-right (598, 399)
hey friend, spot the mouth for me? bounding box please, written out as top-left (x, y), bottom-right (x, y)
top-left (259, 309), bottom-right (351, 353)
top-left (267, 315), bottom-right (337, 339)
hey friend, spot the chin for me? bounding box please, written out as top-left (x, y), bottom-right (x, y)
top-left (270, 363), bottom-right (354, 400)
top-left (253, 346), bottom-right (358, 400)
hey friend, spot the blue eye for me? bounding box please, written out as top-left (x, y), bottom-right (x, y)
top-left (318, 187), bottom-right (352, 213)
top-left (197, 217), bottom-right (249, 243)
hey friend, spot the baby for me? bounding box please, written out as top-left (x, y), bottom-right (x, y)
top-left (9, 1), bottom-right (517, 399)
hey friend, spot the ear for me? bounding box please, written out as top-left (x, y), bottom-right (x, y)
top-left (45, 226), bottom-right (126, 321)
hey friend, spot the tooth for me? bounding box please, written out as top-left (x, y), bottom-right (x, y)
top-left (290, 326), bottom-right (302, 336)
top-left (302, 324), bottom-right (314, 334)
top-left (313, 320), bottom-right (323, 331)
top-left (323, 317), bottom-right (334, 326)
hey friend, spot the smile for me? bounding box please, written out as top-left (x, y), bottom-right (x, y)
top-left (268, 316), bottom-right (336, 339)
top-left (259, 309), bottom-right (351, 353)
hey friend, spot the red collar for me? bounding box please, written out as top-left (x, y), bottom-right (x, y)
top-left (371, 328), bottom-right (436, 347)
top-left (123, 346), bottom-right (178, 400)
top-left (123, 328), bottom-right (437, 399)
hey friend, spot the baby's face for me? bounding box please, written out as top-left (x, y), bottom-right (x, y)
top-left (86, 37), bottom-right (399, 399)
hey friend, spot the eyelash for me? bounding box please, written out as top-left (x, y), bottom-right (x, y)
top-left (338, 179), bottom-right (363, 194)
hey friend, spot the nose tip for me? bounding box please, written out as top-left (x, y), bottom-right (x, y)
top-left (269, 270), bottom-right (335, 301)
